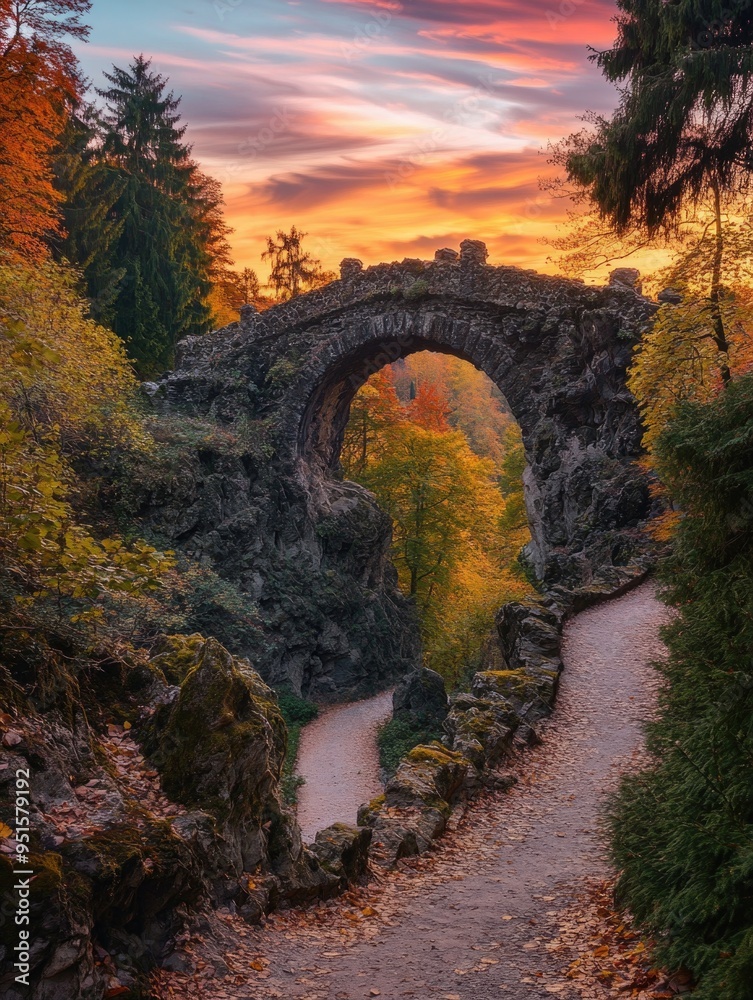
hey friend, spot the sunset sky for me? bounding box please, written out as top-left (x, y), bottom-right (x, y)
top-left (73, 0), bottom-right (625, 278)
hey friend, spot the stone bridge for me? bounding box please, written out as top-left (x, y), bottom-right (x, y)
top-left (147, 242), bottom-right (657, 698)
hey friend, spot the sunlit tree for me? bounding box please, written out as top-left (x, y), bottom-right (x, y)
top-left (262, 226), bottom-right (336, 301)
top-left (0, 0), bottom-right (90, 258)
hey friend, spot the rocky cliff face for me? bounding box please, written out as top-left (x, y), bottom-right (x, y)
top-left (0, 636), bottom-right (340, 1000)
top-left (140, 246), bottom-right (657, 700)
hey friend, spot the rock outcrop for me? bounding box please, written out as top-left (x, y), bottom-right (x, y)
top-left (140, 248), bottom-right (658, 698)
top-left (392, 667), bottom-right (449, 729)
top-left (0, 636), bottom-right (338, 1000)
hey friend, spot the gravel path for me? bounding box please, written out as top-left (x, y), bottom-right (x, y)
top-left (296, 690), bottom-right (393, 843)
top-left (152, 580), bottom-right (668, 1000)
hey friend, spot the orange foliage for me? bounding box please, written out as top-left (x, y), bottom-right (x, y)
top-left (406, 380), bottom-right (450, 432)
top-left (0, 0), bottom-right (89, 258)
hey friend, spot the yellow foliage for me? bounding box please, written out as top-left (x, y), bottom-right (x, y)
top-left (629, 212), bottom-right (753, 455)
top-left (0, 260), bottom-right (151, 458)
top-left (0, 262), bottom-right (171, 630)
top-left (345, 369), bottom-right (532, 687)
top-left (0, 402), bottom-right (171, 621)
top-left (630, 292), bottom-right (753, 453)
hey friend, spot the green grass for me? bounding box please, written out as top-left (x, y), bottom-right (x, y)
top-left (377, 717), bottom-right (443, 777)
top-left (276, 690), bottom-right (318, 805)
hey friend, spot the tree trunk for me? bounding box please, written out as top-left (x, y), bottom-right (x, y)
top-left (709, 177), bottom-right (732, 387)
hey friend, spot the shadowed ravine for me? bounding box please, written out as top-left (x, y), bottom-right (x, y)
top-left (152, 580), bottom-right (668, 1000)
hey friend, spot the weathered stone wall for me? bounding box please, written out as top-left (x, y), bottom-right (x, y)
top-left (144, 244), bottom-right (657, 697)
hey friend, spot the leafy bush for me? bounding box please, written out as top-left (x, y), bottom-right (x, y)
top-left (0, 264), bottom-right (171, 637)
top-left (377, 717), bottom-right (442, 777)
top-left (276, 690), bottom-right (318, 804)
top-left (403, 278), bottom-right (429, 301)
top-left (608, 373), bottom-right (753, 999)
top-left (0, 261), bottom-right (151, 461)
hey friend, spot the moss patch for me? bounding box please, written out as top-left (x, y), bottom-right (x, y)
top-left (377, 717), bottom-right (444, 777)
top-left (276, 690), bottom-right (318, 804)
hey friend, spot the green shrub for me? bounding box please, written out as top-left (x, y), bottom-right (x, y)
top-left (377, 717), bottom-right (442, 777)
top-left (403, 278), bottom-right (429, 301)
top-left (608, 373), bottom-right (753, 999)
top-left (276, 690), bottom-right (318, 804)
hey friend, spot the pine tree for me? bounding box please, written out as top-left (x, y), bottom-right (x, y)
top-left (54, 57), bottom-right (232, 373)
top-left (561, 0), bottom-right (753, 234)
top-left (262, 226), bottom-right (336, 301)
top-left (53, 107), bottom-right (126, 320)
top-left (91, 56), bottom-right (214, 372)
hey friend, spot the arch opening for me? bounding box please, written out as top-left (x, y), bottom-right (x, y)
top-left (298, 332), bottom-right (516, 477)
top-left (336, 349), bottom-right (532, 687)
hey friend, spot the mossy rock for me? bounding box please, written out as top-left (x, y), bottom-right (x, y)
top-left (0, 850), bottom-right (96, 992)
top-left (62, 820), bottom-right (201, 930)
top-left (143, 635), bottom-right (290, 875)
top-left (392, 668), bottom-right (448, 727)
top-left (472, 667), bottom-right (558, 724)
top-left (357, 794), bottom-right (386, 828)
top-left (446, 697), bottom-right (519, 769)
top-left (385, 741), bottom-right (470, 813)
top-left (311, 823), bottom-right (372, 884)
top-left (473, 669), bottom-right (534, 700)
top-left (148, 633), bottom-right (207, 685)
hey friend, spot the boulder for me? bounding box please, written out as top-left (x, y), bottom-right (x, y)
top-left (311, 823), bottom-right (372, 884)
top-left (340, 257), bottom-right (364, 280)
top-left (385, 743), bottom-right (469, 813)
top-left (143, 636), bottom-right (288, 875)
top-left (445, 694), bottom-right (518, 769)
top-left (392, 668), bottom-right (449, 727)
top-left (472, 669), bottom-right (558, 725)
top-left (495, 599), bottom-right (563, 669)
top-left (609, 267), bottom-right (642, 292)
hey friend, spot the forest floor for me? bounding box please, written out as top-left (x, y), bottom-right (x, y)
top-left (296, 689), bottom-right (393, 843)
top-left (152, 581), bottom-right (688, 1000)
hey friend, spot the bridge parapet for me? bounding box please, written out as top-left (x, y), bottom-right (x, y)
top-left (180, 245), bottom-right (652, 376)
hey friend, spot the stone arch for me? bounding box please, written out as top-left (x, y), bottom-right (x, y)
top-left (253, 247), bottom-right (656, 585)
top-left (153, 245), bottom-right (658, 697)
top-left (296, 306), bottom-right (522, 475)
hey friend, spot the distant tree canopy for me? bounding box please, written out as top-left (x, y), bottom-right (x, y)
top-left (0, 0), bottom-right (90, 258)
top-left (560, 0), bottom-right (753, 236)
top-left (342, 356), bottom-right (530, 685)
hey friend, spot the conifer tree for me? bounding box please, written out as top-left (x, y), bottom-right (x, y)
top-left (91, 56), bottom-right (213, 372)
top-left (262, 226), bottom-right (336, 301)
top-left (561, 0), bottom-right (753, 234)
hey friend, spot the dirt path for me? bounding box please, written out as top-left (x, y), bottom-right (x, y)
top-left (153, 580), bottom-right (668, 1000)
top-left (296, 690), bottom-right (393, 842)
